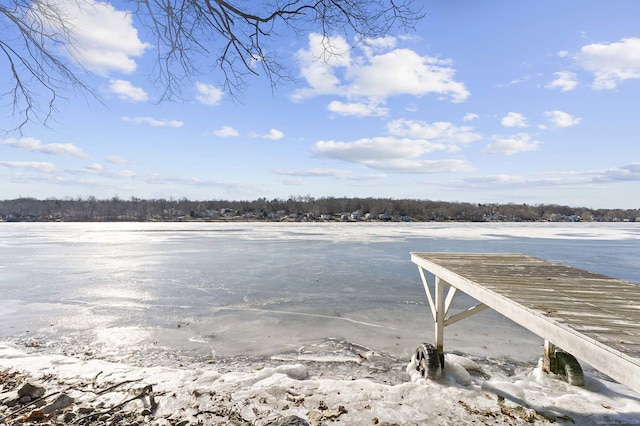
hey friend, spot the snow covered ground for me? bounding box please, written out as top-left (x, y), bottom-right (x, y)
top-left (2, 340), bottom-right (640, 425)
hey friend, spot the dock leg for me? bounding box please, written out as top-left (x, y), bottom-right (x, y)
top-left (543, 340), bottom-right (557, 374)
top-left (543, 341), bottom-right (585, 386)
top-left (435, 276), bottom-right (446, 368)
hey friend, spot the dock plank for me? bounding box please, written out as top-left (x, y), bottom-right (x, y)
top-left (411, 252), bottom-right (640, 393)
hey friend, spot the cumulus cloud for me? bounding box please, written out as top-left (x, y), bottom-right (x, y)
top-left (109, 79), bottom-right (148, 101)
top-left (253, 129), bottom-right (284, 140)
top-left (546, 71), bottom-right (578, 92)
top-left (31, 0), bottom-right (149, 75)
top-left (501, 112), bottom-right (528, 128)
top-left (293, 34), bottom-right (469, 104)
top-left (387, 119), bottom-right (482, 145)
top-left (360, 36), bottom-right (398, 54)
top-left (292, 33), bottom-right (351, 99)
top-left (0, 161), bottom-right (58, 173)
top-left (212, 126), bottom-right (239, 137)
top-left (463, 113), bottom-right (479, 122)
top-left (575, 37), bottom-right (640, 89)
top-left (545, 110), bottom-right (582, 127)
top-left (327, 101), bottom-right (388, 117)
top-left (122, 116), bottom-right (184, 127)
top-left (482, 134), bottom-right (541, 155)
top-left (309, 117), bottom-right (481, 174)
top-left (196, 83), bottom-right (224, 106)
top-left (1, 137), bottom-right (88, 158)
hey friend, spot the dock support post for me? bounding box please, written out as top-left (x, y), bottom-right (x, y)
top-left (435, 276), bottom-right (446, 368)
top-left (543, 340), bottom-right (557, 374)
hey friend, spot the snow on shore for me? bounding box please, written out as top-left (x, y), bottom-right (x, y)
top-left (2, 341), bottom-right (640, 425)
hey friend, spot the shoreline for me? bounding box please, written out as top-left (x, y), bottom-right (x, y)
top-left (2, 340), bottom-right (640, 425)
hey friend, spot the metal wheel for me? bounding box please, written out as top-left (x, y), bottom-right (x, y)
top-left (556, 350), bottom-right (585, 386)
top-left (415, 343), bottom-right (442, 379)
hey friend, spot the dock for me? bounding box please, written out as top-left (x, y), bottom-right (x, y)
top-left (411, 252), bottom-right (640, 393)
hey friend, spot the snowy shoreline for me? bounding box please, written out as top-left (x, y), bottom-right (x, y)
top-left (2, 340), bottom-right (640, 425)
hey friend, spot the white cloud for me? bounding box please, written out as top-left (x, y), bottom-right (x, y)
top-left (463, 113), bottom-right (479, 122)
top-left (1, 137), bottom-right (88, 158)
top-left (361, 158), bottom-right (474, 174)
top-left (327, 101), bottom-right (388, 117)
top-left (575, 37), bottom-right (640, 89)
top-left (67, 163), bottom-right (136, 178)
top-left (292, 34), bottom-right (351, 100)
top-left (546, 71), bottom-right (578, 92)
top-left (482, 133), bottom-right (541, 155)
top-left (501, 112), bottom-right (528, 128)
top-left (361, 36), bottom-right (398, 54)
top-left (196, 83), bottom-right (224, 106)
top-left (273, 168), bottom-right (384, 180)
top-left (274, 168), bottom-right (350, 177)
top-left (122, 116), bottom-right (184, 127)
top-left (545, 110), bottom-right (581, 127)
top-left (109, 79), bottom-right (148, 101)
top-left (312, 137), bottom-right (447, 162)
top-left (106, 156), bottom-right (130, 164)
top-left (0, 161), bottom-right (58, 173)
top-left (349, 48), bottom-right (469, 102)
top-left (387, 119), bottom-right (482, 145)
top-left (595, 163), bottom-right (640, 182)
top-left (31, 0), bottom-right (149, 75)
top-left (452, 163), bottom-right (640, 190)
top-left (293, 34), bottom-right (469, 104)
top-left (253, 129), bottom-right (284, 140)
top-left (86, 163), bottom-right (103, 171)
top-left (212, 126), bottom-right (239, 137)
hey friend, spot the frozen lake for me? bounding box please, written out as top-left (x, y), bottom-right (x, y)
top-left (1, 222), bottom-right (639, 368)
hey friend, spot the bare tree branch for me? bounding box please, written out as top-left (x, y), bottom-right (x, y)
top-left (1, 0), bottom-right (424, 132)
top-left (1, 1), bottom-right (100, 133)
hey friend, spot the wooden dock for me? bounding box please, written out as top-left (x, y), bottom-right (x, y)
top-left (411, 252), bottom-right (640, 393)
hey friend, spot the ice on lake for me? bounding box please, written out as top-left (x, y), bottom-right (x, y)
top-left (1, 222), bottom-right (639, 424)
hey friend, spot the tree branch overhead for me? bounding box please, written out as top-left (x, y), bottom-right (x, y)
top-left (1, 0), bottom-right (424, 132)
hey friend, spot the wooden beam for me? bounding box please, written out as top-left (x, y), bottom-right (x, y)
top-left (411, 252), bottom-right (640, 393)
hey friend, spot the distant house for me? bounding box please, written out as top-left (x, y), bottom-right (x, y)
top-left (379, 212), bottom-right (392, 221)
top-left (220, 208), bottom-right (235, 217)
top-left (350, 210), bottom-right (362, 221)
top-left (320, 214), bottom-right (332, 221)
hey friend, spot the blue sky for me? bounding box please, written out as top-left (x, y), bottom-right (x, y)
top-left (1, 1), bottom-right (640, 209)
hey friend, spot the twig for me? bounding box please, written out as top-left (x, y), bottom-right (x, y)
top-left (72, 384), bottom-right (153, 424)
top-left (95, 378), bottom-right (143, 395)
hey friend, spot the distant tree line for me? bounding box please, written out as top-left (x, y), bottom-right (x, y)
top-left (0, 196), bottom-right (637, 222)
